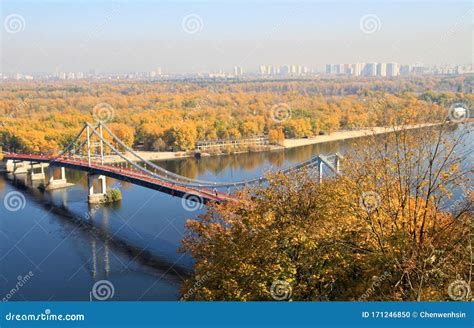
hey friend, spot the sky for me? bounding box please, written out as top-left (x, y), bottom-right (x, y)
top-left (0, 0), bottom-right (472, 74)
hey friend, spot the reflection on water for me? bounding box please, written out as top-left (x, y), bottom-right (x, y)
top-left (0, 124), bottom-right (471, 301)
top-left (1, 171), bottom-right (193, 300)
top-left (158, 138), bottom-right (352, 181)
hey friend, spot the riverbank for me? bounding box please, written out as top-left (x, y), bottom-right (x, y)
top-left (283, 123), bottom-right (440, 149)
top-left (104, 146), bottom-right (281, 164)
top-left (104, 123), bottom-right (440, 163)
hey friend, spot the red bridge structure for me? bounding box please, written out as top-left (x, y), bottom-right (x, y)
top-left (2, 122), bottom-right (341, 204)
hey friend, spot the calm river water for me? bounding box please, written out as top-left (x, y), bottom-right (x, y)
top-left (0, 125), bottom-right (472, 301)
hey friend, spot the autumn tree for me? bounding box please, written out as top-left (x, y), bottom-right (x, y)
top-left (181, 122), bottom-right (473, 301)
top-left (268, 127), bottom-right (285, 145)
top-left (0, 79), bottom-right (471, 152)
top-left (108, 122), bottom-right (135, 149)
top-left (283, 118), bottom-right (312, 138)
top-left (166, 122), bottom-right (198, 151)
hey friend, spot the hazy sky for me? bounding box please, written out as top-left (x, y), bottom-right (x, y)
top-left (1, 0), bottom-right (472, 73)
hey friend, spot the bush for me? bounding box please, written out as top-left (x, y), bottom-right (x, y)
top-left (104, 188), bottom-right (122, 203)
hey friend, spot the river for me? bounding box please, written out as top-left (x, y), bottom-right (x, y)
top-left (0, 124), bottom-right (472, 301)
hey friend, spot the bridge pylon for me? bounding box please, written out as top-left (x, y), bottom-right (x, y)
top-left (88, 174), bottom-right (107, 204)
top-left (2, 121), bottom-right (343, 203)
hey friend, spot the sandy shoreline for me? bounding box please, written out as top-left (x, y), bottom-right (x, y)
top-left (283, 123), bottom-right (440, 149)
top-left (104, 123), bottom-right (440, 163)
top-left (104, 150), bottom-right (189, 164)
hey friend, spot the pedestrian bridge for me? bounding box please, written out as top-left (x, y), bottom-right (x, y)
top-left (2, 122), bottom-right (341, 204)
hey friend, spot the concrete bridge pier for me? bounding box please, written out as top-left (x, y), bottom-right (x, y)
top-left (88, 174), bottom-right (107, 204)
top-left (46, 166), bottom-right (73, 190)
top-left (29, 162), bottom-right (46, 181)
top-left (334, 154), bottom-right (341, 174)
top-left (5, 160), bottom-right (15, 173)
top-left (9, 160), bottom-right (29, 174)
top-left (317, 158), bottom-right (323, 183)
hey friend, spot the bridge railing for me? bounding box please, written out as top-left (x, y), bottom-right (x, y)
top-left (2, 122), bottom-right (342, 193)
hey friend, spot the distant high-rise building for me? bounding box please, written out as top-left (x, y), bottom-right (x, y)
top-left (387, 62), bottom-right (400, 76)
top-left (297, 65), bottom-right (303, 75)
top-left (259, 64), bottom-right (308, 76)
top-left (325, 63), bottom-right (348, 75)
top-left (259, 65), bottom-right (275, 75)
top-left (280, 65), bottom-right (290, 75)
top-left (377, 63), bottom-right (387, 76)
top-left (325, 64), bottom-right (334, 74)
top-left (411, 63), bottom-right (424, 75)
top-left (290, 65), bottom-right (297, 75)
top-left (456, 64), bottom-right (473, 74)
top-left (400, 65), bottom-right (411, 75)
top-left (352, 63), bottom-right (363, 76)
top-left (267, 65), bottom-right (274, 75)
top-left (345, 64), bottom-right (352, 75)
top-left (233, 66), bottom-right (244, 76)
top-left (335, 64), bottom-right (344, 75)
top-left (149, 68), bottom-right (162, 78)
top-left (325, 62), bottom-right (408, 77)
top-left (363, 63), bottom-right (377, 76)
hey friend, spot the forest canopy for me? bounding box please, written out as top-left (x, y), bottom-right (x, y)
top-left (0, 77), bottom-right (472, 153)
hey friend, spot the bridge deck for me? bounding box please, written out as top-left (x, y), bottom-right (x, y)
top-left (3, 153), bottom-right (235, 203)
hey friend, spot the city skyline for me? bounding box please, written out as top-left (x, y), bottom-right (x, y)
top-left (1, 0), bottom-right (472, 74)
top-left (3, 61), bottom-right (472, 81)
